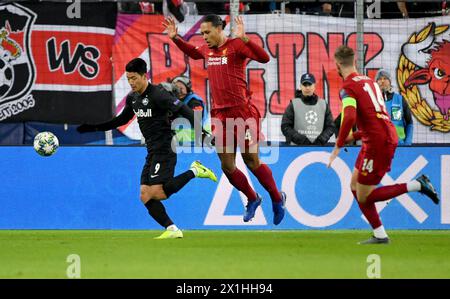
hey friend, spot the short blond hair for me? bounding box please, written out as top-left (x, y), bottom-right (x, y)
top-left (334, 45), bottom-right (355, 67)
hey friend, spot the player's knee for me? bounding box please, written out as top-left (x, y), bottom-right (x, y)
top-left (153, 190), bottom-right (167, 200)
top-left (221, 162), bottom-right (236, 174)
top-left (140, 189), bottom-right (162, 203)
top-left (357, 194), bottom-right (368, 204)
top-left (242, 156), bottom-right (260, 170)
top-left (140, 190), bottom-right (151, 203)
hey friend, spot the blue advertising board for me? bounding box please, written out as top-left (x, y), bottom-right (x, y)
top-left (0, 146), bottom-right (448, 229)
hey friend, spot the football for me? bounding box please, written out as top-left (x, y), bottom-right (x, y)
top-left (33, 131), bottom-right (59, 157)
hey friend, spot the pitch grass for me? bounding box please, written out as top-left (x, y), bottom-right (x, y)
top-left (0, 230), bottom-right (449, 279)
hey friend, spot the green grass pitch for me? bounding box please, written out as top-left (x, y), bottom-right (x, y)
top-left (1, 230), bottom-right (449, 278)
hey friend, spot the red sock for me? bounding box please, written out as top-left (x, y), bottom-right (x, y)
top-left (352, 190), bottom-right (382, 229)
top-left (225, 168), bottom-right (257, 201)
top-left (366, 184), bottom-right (408, 204)
top-left (251, 164), bottom-right (282, 202)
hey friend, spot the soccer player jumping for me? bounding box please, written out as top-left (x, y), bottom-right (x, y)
top-left (329, 45), bottom-right (440, 244)
top-left (77, 58), bottom-right (217, 239)
top-left (163, 15), bottom-right (286, 225)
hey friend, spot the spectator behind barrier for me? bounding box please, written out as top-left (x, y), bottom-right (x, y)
top-left (171, 76), bottom-right (209, 143)
top-left (376, 69), bottom-right (414, 145)
top-left (281, 73), bottom-right (335, 145)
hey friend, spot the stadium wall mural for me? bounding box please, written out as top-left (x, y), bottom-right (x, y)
top-left (113, 14), bottom-right (450, 143)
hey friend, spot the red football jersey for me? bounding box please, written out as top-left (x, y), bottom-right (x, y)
top-left (173, 37), bottom-right (269, 110)
top-left (340, 73), bottom-right (398, 145)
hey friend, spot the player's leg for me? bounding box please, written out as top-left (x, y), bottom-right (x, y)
top-left (140, 185), bottom-right (182, 239)
top-left (351, 168), bottom-right (382, 232)
top-left (218, 151), bottom-right (258, 199)
top-left (355, 181), bottom-right (390, 244)
top-left (351, 148), bottom-right (389, 244)
top-left (241, 144), bottom-right (286, 225)
top-left (214, 109), bottom-right (259, 208)
top-left (217, 150), bottom-right (262, 222)
top-left (357, 143), bottom-right (440, 205)
top-left (140, 154), bottom-right (181, 239)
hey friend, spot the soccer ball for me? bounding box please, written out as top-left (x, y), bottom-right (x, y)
top-left (33, 132), bottom-right (59, 157)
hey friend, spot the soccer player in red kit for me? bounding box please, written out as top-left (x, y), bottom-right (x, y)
top-left (329, 45), bottom-right (440, 244)
top-left (163, 14), bottom-right (286, 225)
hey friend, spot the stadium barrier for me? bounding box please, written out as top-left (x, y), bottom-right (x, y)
top-left (0, 145), bottom-right (448, 230)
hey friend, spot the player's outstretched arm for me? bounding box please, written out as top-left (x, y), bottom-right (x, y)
top-left (234, 16), bottom-right (269, 63)
top-left (77, 103), bottom-right (134, 133)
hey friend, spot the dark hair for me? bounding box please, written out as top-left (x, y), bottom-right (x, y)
top-left (334, 45), bottom-right (355, 67)
top-left (125, 58), bottom-right (147, 75)
top-left (202, 14), bottom-right (226, 29)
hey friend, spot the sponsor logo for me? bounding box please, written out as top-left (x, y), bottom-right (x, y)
top-left (0, 3), bottom-right (37, 120)
top-left (207, 56), bottom-right (227, 66)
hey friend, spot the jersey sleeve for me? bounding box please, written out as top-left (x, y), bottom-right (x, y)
top-left (172, 37), bottom-right (204, 60)
top-left (154, 84), bottom-right (185, 113)
top-left (339, 87), bottom-right (357, 102)
top-left (94, 94), bottom-right (135, 131)
top-left (236, 38), bottom-right (270, 63)
top-left (336, 87), bottom-right (358, 148)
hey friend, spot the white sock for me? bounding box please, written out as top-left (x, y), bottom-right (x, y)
top-left (190, 168), bottom-right (198, 177)
top-left (373, 225), bottom-right (388, 239)
top-left (167, 224), bottom-right (179, 231)
top-left (407, 180), bottom-right (421, 192)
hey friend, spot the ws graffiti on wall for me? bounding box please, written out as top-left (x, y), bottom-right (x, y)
top-left (113, 14), bottom-right (450, 143)
top-left (0, 2), bottom-right (116, 123)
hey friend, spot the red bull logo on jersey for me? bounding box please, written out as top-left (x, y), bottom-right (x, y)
top-left (399, 22), bottom-right (450, 132)
top-left (134, 108), bottom-right (152, 118)
top-left (0, 3), bottom-right (36, 120)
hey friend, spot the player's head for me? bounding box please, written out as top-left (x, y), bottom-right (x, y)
top-left (172, 76), bottom-right (192, 99)
top-left (375, 69), bottom-right (392, 92)
top-left (126, 58), bottom-right (148, 94)
top-left (200, 14), bottom-right (226, 48)
top-left (300, 73), bottom-right (316, 96)
top-left (334, 45), bottom-right (355, 78)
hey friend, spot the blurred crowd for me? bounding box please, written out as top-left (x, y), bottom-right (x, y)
top-left (118, 1), bottom-right (449, 19)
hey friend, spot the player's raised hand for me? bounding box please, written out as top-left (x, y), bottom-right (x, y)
top-left (162, 16), bottom-right (178, 40)
top-left (233, 16), bottom-right (247, 40)
top-left (327, 146), bottom-right (341, 168)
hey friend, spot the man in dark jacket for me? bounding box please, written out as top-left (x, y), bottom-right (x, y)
top-left (281, 73), bottom-right (335, 145)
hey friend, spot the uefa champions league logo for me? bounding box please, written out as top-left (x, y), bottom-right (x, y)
top-left (305, 110), bottom-right (318, 125)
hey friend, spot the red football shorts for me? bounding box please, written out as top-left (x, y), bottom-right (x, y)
top-left (355, 142), bottom-right (397, 185)
top-left (211, 103), bottom-right (264, 152)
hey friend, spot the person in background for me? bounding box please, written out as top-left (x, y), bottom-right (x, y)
top-left (329, 46), bottom-right (439, 245)
top-left (375, 69), bottom-right (414, 145)
top-left (281, 73), bottom-right (335, 145)
top-left (171, 76), bottom-right (208, 144)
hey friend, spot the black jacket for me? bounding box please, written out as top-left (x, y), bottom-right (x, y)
top-left (281, 91), bottom-right (335, 145)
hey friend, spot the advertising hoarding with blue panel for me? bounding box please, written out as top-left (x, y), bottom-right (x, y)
top-left (0, 146), bottom-right (448, 229)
